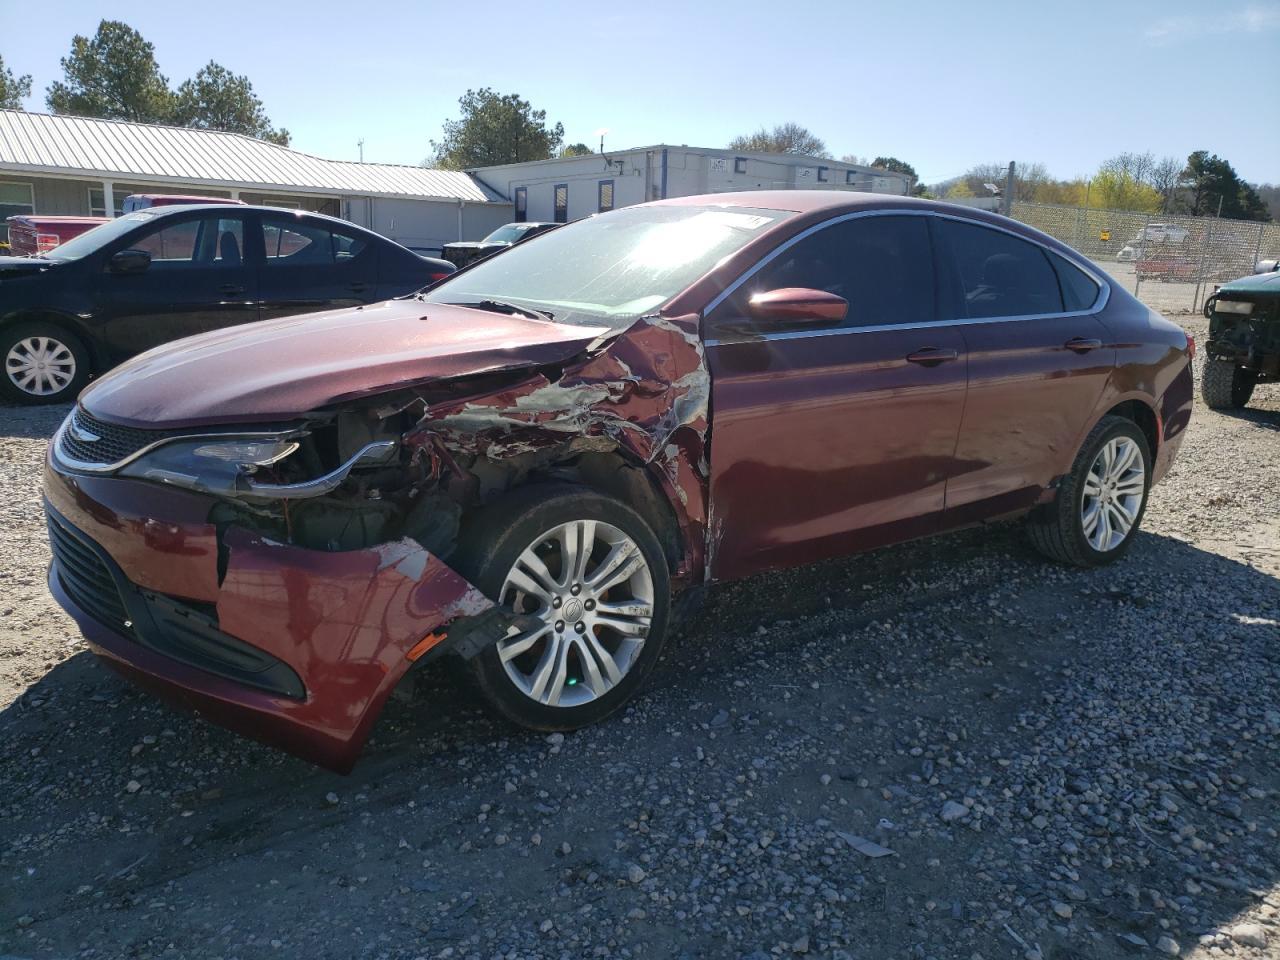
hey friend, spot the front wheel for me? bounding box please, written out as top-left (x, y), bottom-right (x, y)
top-left (1028, 416), bottom-right (1151, 567)
top-left (457, 487), bottom-right (671, 731)
top-left (0, 322), bottom-right (91, 404)
top-left (1201, 358), bottom-right (1256, 410)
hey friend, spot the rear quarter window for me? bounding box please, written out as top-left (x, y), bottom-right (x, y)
top-left (1048, 251), bottom-right (1101, 311)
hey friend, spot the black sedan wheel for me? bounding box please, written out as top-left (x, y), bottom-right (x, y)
top-left (1, 323), bottom-right (90, 404)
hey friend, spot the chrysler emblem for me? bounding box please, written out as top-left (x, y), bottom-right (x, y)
top-left (69, 423), bottom-right (101, 443)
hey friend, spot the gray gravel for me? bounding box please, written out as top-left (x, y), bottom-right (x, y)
top-left (1, 311), bottom-right (1278, 960)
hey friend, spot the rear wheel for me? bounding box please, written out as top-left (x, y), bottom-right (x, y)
top-left (0, 322), bottom-right (90, 404)
top-left (1201, 358), bottom-right (1256, 410)
top-left (456, 487), bottom-right (671, 731)
top-left (1028, 416), bottom-right (1150, 567)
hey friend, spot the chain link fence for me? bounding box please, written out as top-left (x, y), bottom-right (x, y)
top-left (1009, 201), bottom-right (1280, 312)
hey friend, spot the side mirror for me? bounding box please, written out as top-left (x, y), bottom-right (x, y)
top-left (109, 249), bottom-right (151, 275)
top-left (746, 287), bottom-right (848, 325)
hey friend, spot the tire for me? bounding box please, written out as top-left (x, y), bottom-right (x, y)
top-left (1201, 358), bottom-right (1256, 410)
top-left (1028, 415), bottom-right (1151, 567)
top-left (453, 485), bottom-right (671, 731)
top-left (0, 321), bottom-right (91, 404)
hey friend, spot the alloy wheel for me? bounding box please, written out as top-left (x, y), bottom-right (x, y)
top-left (497, 520), bottom-right (654, 708)
top-left (5, 336), bottom-right (77, 397)
top-left (1080, 436), bottom-right (1145, 552)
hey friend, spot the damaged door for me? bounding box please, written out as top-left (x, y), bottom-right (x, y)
top-left (703, 214), bottom-right (968, 581)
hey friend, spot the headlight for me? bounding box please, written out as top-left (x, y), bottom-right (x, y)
top-left (190, 439), bottom-right (299, 466)
top-left (1214, 300), bottom-right (1254, 316)
top-left (119, 436), bottom-right (302, 495)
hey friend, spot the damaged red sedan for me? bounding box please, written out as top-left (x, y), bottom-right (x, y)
top-left (44, 192), bottom-right (1193, 771)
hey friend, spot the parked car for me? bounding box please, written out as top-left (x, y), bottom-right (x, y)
top-left (1, 204), bottom-right (454, 403)
top-left (5, 214), bottom-right (109, 257)
top-left (1200, 269), bottom-right (1279, 409)
top-left (43, 191), bottom-right (1193, 771)
top-left (121, 194), bottom-right (246, 213)
top-left (441, 221), bottom-right (559, 269)
top-left (1116, 222), bottom-right (1190, 262)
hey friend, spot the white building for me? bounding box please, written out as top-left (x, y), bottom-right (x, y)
top-left (469, 145), bottom-right (913, 224)
top-left (0, 110), bottom-right (511, 254)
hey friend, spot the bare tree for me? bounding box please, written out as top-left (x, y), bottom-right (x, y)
top-left (1149, 155), bottom-right (1182, 213)
top-left (729, 123), bottom-right (830, 158)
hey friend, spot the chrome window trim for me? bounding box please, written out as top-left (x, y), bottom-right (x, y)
top-left (700, 208), bottom-right (1110, 345)
top-left (51, 414), bottom-right (296, 475)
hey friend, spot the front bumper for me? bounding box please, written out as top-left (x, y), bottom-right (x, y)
top-left (44, 458), bottom-right (491, 772)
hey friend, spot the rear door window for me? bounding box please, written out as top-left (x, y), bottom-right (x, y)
top-left (937, 219), bottom-right (1064, 319)
top-left (262, 219), bottom-right (368, 264)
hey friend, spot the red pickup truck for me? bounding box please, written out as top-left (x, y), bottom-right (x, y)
top-left (4, 215), bottom-right (108, 257)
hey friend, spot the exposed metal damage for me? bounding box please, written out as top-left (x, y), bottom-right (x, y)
top-left (198, 309), bottom-right (710, 671)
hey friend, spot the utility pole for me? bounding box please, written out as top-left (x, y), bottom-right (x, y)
top-left (1003, 161), bottom-right (1016, 216)
top-left (358, 139), bottom-right (365, 163)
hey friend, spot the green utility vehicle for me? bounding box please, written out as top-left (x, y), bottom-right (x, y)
top-left (1201, 264), bottom-right (1280, 410)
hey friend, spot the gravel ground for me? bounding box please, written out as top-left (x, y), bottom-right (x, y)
top-left (1, 310), bottom-right (1278, 960)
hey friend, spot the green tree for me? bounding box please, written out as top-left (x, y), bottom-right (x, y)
top-left (428, 88), bottom-right (564, 170)
top-left (872, 156), bottom-right (917, 179)
top-left (1090, 170), bottom-right (1162, 213)
top-left (0, 54), bottom-right (32, 110)
top-left (1177, 151), bottom-right (1270, 220)
top-left (45, 20), bottom-right (174, 122)
top-left (561, 142), bottom-right (593, 157)
top-left (729, 123), bottom-right (829, 158)
top-left (172, 61), bottom-right (289, 145)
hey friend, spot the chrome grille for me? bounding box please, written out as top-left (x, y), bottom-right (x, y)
top-left (58, 407), bottom-right (191, 468)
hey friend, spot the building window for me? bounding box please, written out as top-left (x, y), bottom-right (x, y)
top-left (817, 166), bottom-right (829, 183)
top-left (553, 183), bottom-right (568, 223)
top-left (88, 187), bottom-right (126, 218)
top-left (514, 187), bottom-right (528, 222)
top-left (845, 170), bottom-right (858, 186)
top-left (734, 157), bottom-right (748, 174)
top-left (0, 180), bottom-right (35, 225)
top-left (598, 180), bottom-right (614, 213)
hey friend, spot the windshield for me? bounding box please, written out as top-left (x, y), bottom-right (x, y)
top-left (425, 204), bottom-right (790, 327)
top-left (483, 224), bottom-right (529, 244)
top-left (44, 211), bottom-right (161, 261)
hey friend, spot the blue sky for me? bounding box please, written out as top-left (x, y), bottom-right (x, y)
top-left (3, 0), bottom-right (1278, 184)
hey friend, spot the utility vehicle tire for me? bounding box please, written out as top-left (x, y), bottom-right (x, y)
top-left (1028, 416), bottom-right (1151, 567)
top-left (1201, 358), bottom-right (1256, 410)
top-left (454, 485), bottom-right (671, 731)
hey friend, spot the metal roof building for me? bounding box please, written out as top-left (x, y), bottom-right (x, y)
top-left (0, 110), bottom-right (510, 253)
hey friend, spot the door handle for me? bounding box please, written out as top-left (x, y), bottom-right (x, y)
top-left (219, 283), bottom-right (245, 296)
top-left (906, 347), bottom-right (959, 366)
top-left (1065, 337), bottom-right (1102, 353)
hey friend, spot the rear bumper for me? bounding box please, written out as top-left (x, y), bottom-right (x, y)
top-left (44, 459), bottom-right (491, 772)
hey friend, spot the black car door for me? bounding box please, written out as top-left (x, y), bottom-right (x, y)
top-left (256, 214), bottom-right (380, 321)
top-left (96, 210), bottom-right (259, 362)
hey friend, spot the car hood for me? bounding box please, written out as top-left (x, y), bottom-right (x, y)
top-left (0, 256), bottom-right (54, 276)
top-left (81, 299), bottom-right (610, 429)
top-left (1218, 270), bottom-right (1280, 297)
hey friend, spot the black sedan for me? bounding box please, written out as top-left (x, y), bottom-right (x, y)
top-left (0, 205), bottom-right (455, 404)
top-left (441, 222), bottom-right (559, 270)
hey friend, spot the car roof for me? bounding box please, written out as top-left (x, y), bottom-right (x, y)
top-left (129, 203), bottom-right (362, 229)
top-left (648, 189), bottom-right (1000, 221)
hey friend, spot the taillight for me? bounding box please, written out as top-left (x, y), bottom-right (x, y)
top-left (1186, 334), bottom-right (1196, 360)
top-left (429, 272), bottom-right (449, 282)
top-left (36, 233), bottom-right (60, 254)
